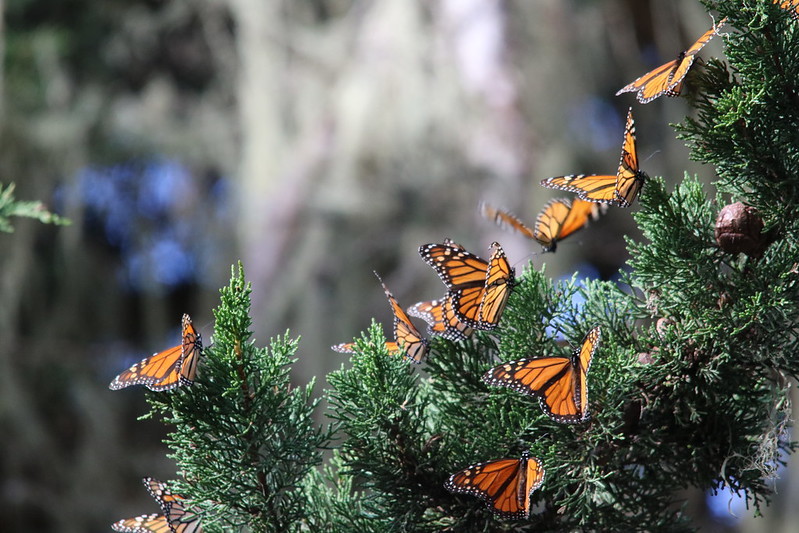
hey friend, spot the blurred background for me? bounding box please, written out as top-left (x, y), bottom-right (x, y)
top-left (1, 0), bottom-right (795, 531)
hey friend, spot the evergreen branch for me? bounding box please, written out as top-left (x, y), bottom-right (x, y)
top-left (0, 182), bottom-right (70, 232)
top-left (147, 264), bottom-right (332, 532)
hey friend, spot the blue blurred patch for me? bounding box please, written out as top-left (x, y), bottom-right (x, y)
top-left (545, 262), bottom-right (601, 340)
top-left (568, 98), bottom-right (623, 153)
top-left (64, 157), bottom-right (227, 291)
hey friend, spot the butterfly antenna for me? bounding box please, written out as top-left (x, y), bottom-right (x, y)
top-left (642, 149), bottom-right (661, 164)
top-left (510, 252), bottom-right (538, 270)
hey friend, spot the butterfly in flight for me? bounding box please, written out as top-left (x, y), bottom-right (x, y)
top-left (406, 297), bottom-right (474, 342)
top-left (616, 17), bottom-right (727, 104)
top-left (109, 314), bottom-right (202, 392)
top-left (332, 273), bottom-right (429, 363)
top-left (445, 450), bottom-right (545, 520)
top-left (112, 477), bottom-right (202, 533)
top-left (419, 241), bottom-right (515, 331)
top-left (483, 326), bottom-right (601, 424)
top-left (540, 108), bottom-right (645, 208)
top-left (775, 0), bottom-right (799, 19)
top-left (480, 199), bottom-right (606, 253)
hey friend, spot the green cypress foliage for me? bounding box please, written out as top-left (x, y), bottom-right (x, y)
top-left (147, 264), bottom-right (332, 532)
top-left (0, 182), bottom-right (69, 232)
top-left (126, 1), bottom-right (799, 530)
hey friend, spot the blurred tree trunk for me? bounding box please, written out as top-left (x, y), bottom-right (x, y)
top-left (229, 0), bottom-right (286, 277)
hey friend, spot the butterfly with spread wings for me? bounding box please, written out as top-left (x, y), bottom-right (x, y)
top-left (540, 108), bottom-right (646, 208)
top-left (445, 450), bottom-right (545, 520)
top-left (480, 199), bottom-right (606, 253)
top-left (616, 18), bottom-right (727, 104)
top-left (109, 314), bottom-right (202, 392)
top-left (332, 273), bottom-right (429, 363)
top-left (419, 241), bottom-right (515, 331)
top-left (483, 326), bottom-right (601, 424)
top-left (112, 478), bottom-right (202, 533)
top-left (407, 297), bottom-right (474, 342)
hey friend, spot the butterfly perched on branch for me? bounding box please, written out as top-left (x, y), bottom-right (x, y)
top-left (445, 450), bottom-right (545, 520)
top-left (109, 314), bottom-right (202, 392)
top-left (483, 326), bottom-right (601, 423)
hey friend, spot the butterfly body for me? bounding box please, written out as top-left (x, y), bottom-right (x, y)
top-left (109, 314), bottom-right (202, 392)
top-left (541, 109), bottom-right (645, 208)
top-left (419, 241), bottom-right (514, 330)
top-left (445, 450), bottom-right (545, 520)
top-left (483, 326), bottom-right (601, 424)
top-left (616, 18), bottom-right (726, 103)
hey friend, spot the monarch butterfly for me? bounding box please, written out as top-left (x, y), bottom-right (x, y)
top-left (109, 314), bottom-right (202, 392)
top-left (480, 199), bottom-right (606, 253)
top-left (540, 108), bottom-right (645, 208)
top-left (445, 450), bottom-right (545, 520)
top-left (112, 478), bottom-right (202, 533)
top-left (406, 297), bottom-right (474, 342)
top-left (483, 326), bottom-right (601, 424)
top-left (775, 0), bottom-right (799, 19)
top-left (332, 273), bottom-right (429, 363)
top-left (616, 18), bottom-right (727, 104)
top-left (419, 241), bottom-right (515, 330)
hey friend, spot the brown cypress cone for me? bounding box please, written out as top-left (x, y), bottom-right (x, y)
top-left (714, 202), bottom-right (766, 257)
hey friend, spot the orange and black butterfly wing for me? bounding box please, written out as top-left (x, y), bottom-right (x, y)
top-left (144, 478), bottom-right (202, 533)
top-left (479, 202), bottom-right (536, 239)
top-left (109, 345), bottom-right (184, 392)
top-left (109, 314), bottom-right (201, 392)
top-left (440, 296), bottom-right (475, 340)
top-left (419, 242), bottom-right (490, 289)
top-left (615, 58), bottom-right (680, 103)
top-left (445, 451), bottom-right (544, 520)
top-left (331, 341), bottom-right (401, 355)
top-left (614, 108), bottom-right (646, 208)
top-left (331, 342), bottom-right (356, 353)
top-left (540, 174), bottom-right (620, 205)
top-left (177, 314), bottom-right (202, 387)
top-left (534, 198), bottom-right (573, 251)
top-left (111, 514), bottom-right (172, 533)
top-left (484, 326), bottom-right (601, 423)
top-left (407, 299), bottom-right (446, 335)
top-left (534, 198), bottom-right (606, 252)
top-left (776, 0), bottom-right (799, 19)
top-left (476, 242), bottom-right (514, 329)
top-left (407, 298), bottom-right (473, 342)
top-left (616, 18), bottom-right (725, 103)
top-left (668, 18), bottom-right (727, 91)
top-left (419, 242), bottom-right (491, 329)
top-left (575, 326), bottom-right (602, 417)
top-left (376, 273), bottom-right (429, 363)
top-left (483, 355), bottom-right (581, 423)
